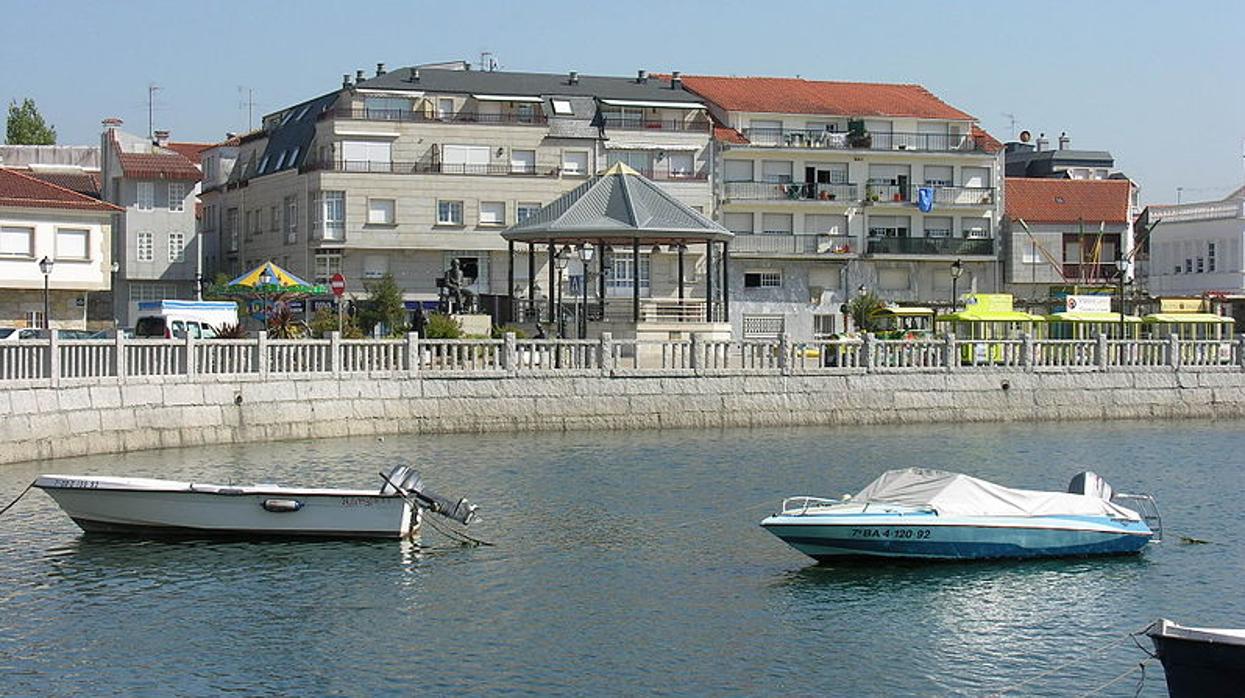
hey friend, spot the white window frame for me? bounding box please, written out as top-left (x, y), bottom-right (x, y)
top-left (437, 200), bottom-right (464, 226)
top-left (0, 225), bottom-right (34, 257)
top-left (744, 271), bottom-right (783, 288)
top-left (561, 150), bottom-right (589, 176)
top-left (167, 182), bottom-right (187, 212)
top-left (479, 201), bottom-right (506, 227)
top-left (667, 152), bottom-right (694, 179)
top-left (55, 227), bottom-right (90, 261)
top-left (168, 232), bottom-right (185, 263)
top-left (314, 251), bottom-right (343, 284)
top-left (551, 99), bottom-right (573, 115)
top-left (136, 181), bottom-right (154, 211)
top-left (510, 149), bottom-right (536, 174)
top-left (516, 202), bottom-right (541, 223)
top-left (437, 98), bottom-right (454, 120)
top-left (137, 231), bottom-right (154, 262)
top-left (363, 254), bottom-right (389, 279)
top-left (284, 195), bottom-right (298, 243)
top-left (367, 198), bottom-right (396, 225)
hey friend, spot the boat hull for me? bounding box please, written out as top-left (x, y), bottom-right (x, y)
top-left (37, 479), bottom-right (416, 540)
top-left (760, 515), bottom-right (1151, 561)
top-left (1149, 622), bottom-right (1245, 698)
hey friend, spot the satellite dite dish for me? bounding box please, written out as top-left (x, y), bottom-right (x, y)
top-left (1019, 130), bottom-right (1032, 143)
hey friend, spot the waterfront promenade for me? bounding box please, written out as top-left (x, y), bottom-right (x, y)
top-left (2, 331), bottom-right (1244, 465)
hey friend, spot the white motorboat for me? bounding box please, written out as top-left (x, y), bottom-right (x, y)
top-left (1147, 618), bottom-right (1245, 698)
top-left (761, 468), bottom-right (1161, 561)
top-left (34, 465), bottom-right (477, 540)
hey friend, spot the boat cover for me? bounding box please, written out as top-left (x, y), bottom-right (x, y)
top-left (854, 468), bottom-right (1141, 520)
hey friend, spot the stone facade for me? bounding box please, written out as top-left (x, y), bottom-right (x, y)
top-left (2, 368), bottom-right (1244, 465)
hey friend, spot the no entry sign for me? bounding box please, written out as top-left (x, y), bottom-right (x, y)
top-left (330, 273), bottom-right (346, 298)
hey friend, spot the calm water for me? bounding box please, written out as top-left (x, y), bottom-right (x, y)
top-left (1, 420), bottom-right (1242, 696)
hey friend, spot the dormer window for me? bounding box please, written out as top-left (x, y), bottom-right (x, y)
top-left (258, 155), bottom-right (270, 174)
top-left (552, 99), bottom-right (573, 115)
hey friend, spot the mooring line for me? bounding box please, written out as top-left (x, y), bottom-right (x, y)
top-left (986, 622), bottom-right (1154, 697)
top-left (0, 480), bottom-right (35, 518)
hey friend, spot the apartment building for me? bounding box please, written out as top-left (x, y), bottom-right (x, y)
top-left (98, 121), bottom-right (205, 324)
top-left (0, 168), bottom-right (120, 329)
top-left (1142, 187), bottom-right (1245, 301)
top-left (198, 65), bottom-right (712, 323)
top-left (678, 75), bottom-right (1004, 341)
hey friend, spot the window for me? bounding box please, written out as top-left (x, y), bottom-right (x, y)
top-left (270, 205), bottom-right (280, 232)
top-left (25, 311), bottom-right (44, 328)
top-left (562, 151), bottom-right (588, 175)
top-left (368, 198), bottom-right (395, 225)
top-left (275, 151), bottom-right (288, 170)
top-left (168, 232), bottom-right (185, 263)
top-left (868, 216), bottom-right (910, 238)
top-left (813, 314), bottom-right (837, 338)
top-left (516, 103), bottom-right (535, 123)
top-left (56, 228), bottom-right (90, 260)
top-left (437, 98), bottom-right (454, 120)
top-left (288, 147), bottom-right (300, 166)
top-left (742, 314), bottom-right (784, 339)
top-left (761, 160), bottom-right (793, 183)
top-left (137, 231), bottom-right (154, 262)
top-left (511, 149), bottom-right (536, 174)
top-left (668, 152), bottom-right (694, 178)
top-left (341, 141), bottom-right (392, 171)
top-left (314, 251), bottom-right (342, 284)
top-left (258, 155), bottom-right (270, 174)
top-left (723, 212), bottom-right (754, 234)
top-left (1185, 258), bottom-right (1193, 273)
top-left (316, 191), bottom-right (345, 240)
top-left (1022, 242), bottom-right (1041, 264)
top-left (0, 226), bottom-right (34, 257)
top-left (1197, 257), bottom-right (1205, 273)
top-left (443, 252), bottom-right (490, 293)
top-left (744, 271), bottom-right (782, 288)
top-left (517, 202), bottom-right (541, 222)
top-left (761, 213), bottom-right (793, 235)
top-left (962, 220), bottom-right (991, 239)
top-left (806, 214), bottom-right (846, 236)
top-left (136, 181), bottom-right (154, 211)
top-left (551, 99), bottom-right (573, 115)
top-left (225, 208), bottom-right (239, 252)
top-left (923, 165), bottom-right (953, 186)
top-left (606, 251), bottom-right (651, 296)
top-left (437, 200), bottom-right (464, 225)
top-left (364, 96), bottom-right (411, 119)
top-left (252, 208), bottom-right (263, 235)
top-left (962, 167), bottom-right (990, 188)
top-left (723, 160), bottom-right (754, 182)
top-left (607, 149), bottom-right (651, 173)
top-left (1209, 242), bottom-right (1217, 272)
top-left (363, 254), bottom-right (388, 279)
top-left (924, 216), bottom-right (953, 238)
top-left (479, 201), bottom-right (505, 226)
top-left (442, 144), bottom-right (491, 174)
top-left (284, 195), bottom-right (298, 243)
top-left (168, 182), bottom-right (187, 211)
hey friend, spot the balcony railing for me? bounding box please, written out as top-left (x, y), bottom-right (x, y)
top-left (866, 237), bottom-right (994, 256)
top-left (617, 166), bottom-right (709, 181)
top-left (730, 234), bottom-right (855, 256)
top-left (305, 159), bottom-right (558, 177)
top-left (724, 181), bottom-right (858, 202)
top-left (865, 184), bottom-right (910, 202)
top-left (333, 106), bottom-right (548, 126)
top-left (920, 185), bottom-right (995, 207)
top-left (601, 116), bottom-right (710, 132)
top-left (1062, 263), bottom-right (1121, 281)
top-left (740, 128), bottom-right (980, 153)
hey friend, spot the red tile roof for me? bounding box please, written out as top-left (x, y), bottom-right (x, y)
top-left (116, 150), bottom-right (202, 181)
top-left (0, 168), bottom-right (122, 213)
top-left (166, 142), bottom-right (214, 166)
top-left (18, 168), bottom-right (101, 198)
top-left (678, 75), bottom-right (976, 120)
top-left (710, 115), bottom-right (748, 144)
top-left (1005, 178), bottom-right (1132, 224)
top-left (972, 125), bottom-right (1003, 154)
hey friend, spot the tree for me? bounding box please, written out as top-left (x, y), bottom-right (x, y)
top-left (358, 273), bottom-right (408, 337)
top-left (847, 290), bottom-right (887, 333)
top-left (6, 99), bottom-right (56, 145)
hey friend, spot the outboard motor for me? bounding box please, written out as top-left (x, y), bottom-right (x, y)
top-left (380, 465), bottom-right (478, 526)
top-left (1068, 471), bottom-right (1114, 500)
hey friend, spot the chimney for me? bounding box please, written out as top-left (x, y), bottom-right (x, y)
top-left (1036, 132), bottom-right (1048, 152)
top-left (225, 132), bottom-right (237, 140)
top-left (355, 69), bottom-right (365, 83)
top-left (343, 73), bottom-right (352, 88)
top-left (153, 130), bottom-right (170, 148)
top-left (376, 62), bottom-right (386, 76)
top-left (568, 70), bottom-right (579, 85)
top-left (671, 71), bottom-right (682, 89)
top-left (407, 69), bottom-right (420, 83)
top-left (637, 69), bottom-right (648, 84)
top-left (1058, 131), bottom-right (1070, 150)
top-left (102, 117), bottom-right (123, 131)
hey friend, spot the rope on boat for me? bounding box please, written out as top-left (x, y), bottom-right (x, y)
top-left (986, 623), bottom-right (1155, 697)
top-left (420, 508), bottom-right (495, 547)
top-left (0, 480), bottom-right (35, 518)
top-left (1076, 658), bottom-right (1153, 698)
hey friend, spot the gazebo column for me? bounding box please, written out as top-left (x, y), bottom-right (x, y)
top-left (507, 240), bottom-right (515, 323)
top-left (527, 243), bottom-right (535, 317)
top-left (547, 241), bottom-right (556, 324)
top-left (705, 239), bottom-right (715, 322)
top-left (721, 241), bottom-right (729, 323)
top-left (677, 243), bottom-right (685, 301)
top-left (632, 237), bottom-right (640, 324)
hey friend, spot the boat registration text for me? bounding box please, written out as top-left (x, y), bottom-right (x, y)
top-left (851, 528), bottom-right (931, 539)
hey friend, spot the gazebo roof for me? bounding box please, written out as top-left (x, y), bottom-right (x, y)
top-left (502, 163), bottom-right (732, 245)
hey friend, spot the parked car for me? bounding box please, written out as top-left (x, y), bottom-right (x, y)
top-left (133, 300), bottom-right (237, 339)
top-left (0, 327), bottom-right (41, 341)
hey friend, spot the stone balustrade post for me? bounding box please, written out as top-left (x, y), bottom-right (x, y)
top-left (944, 333), bottom-right (957, 373)
top-left (257, 330), bottom-right (270, 377)
top-left (502, 332), bottom-right (517, 374)
top-left (1169, 333), bottom-right (1181, 370)
top-left (185, 332), bottom-right (197, 379)
top-left (1021, 332), bottom-right (1034, 371)
top-left (406, 332), bottom-right (419, 378)
top-left (47, 331), bottom-right (60, 388)
top-left (1096, 333), bottom-right (1109, 371)
top-left (114, 331), bottom-right (126, 381)
top-left (599, 331), bottom-right (614, 376)
top-left (778, 332), bottom-right (791, 376)
top-left (689, 333), bottom-right (702, 375)
top-left (862, 332), bottom-right (875, 373)
top-left (1237, 333), bottom-right (1245, 370)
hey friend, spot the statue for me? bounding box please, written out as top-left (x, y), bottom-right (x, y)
top-left (443, 259), bottom-right (477, 313)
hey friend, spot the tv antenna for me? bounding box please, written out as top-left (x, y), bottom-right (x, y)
top-left (238, 86), bottom-right (257, 131)
top-left (147, 83), bottom-right (161, 139)
top-left (479, 51), bottom-right (500, 72)
top-left (1001, 112), bottom-right (1018, 140)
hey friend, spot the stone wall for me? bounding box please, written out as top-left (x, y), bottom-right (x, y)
top-left (2, 368), bottom-right (1244, 465)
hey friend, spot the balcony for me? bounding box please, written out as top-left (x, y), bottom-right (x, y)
top-left (739, 128), bottom-right (981, 153)
top-left (616, 166), bottom-right (709, 182)
top-left (332, 106), bottom-right (548, 126)
top-left (601, 115), bottom-right (710, 133)
top-left (304, 159), bottom-right (559, 177)
top-left (862, 184), bottom-right (995, 207)
top-left (724, 181), bottom-right (858, 202)
top-left (866, 236), bottom-right (994, 256)
top-left (731, 233), bottom-right (855, 256)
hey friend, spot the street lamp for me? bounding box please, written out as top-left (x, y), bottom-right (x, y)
top-left (38, 256), bottom-right (54, 330)
top-left (950, 259), bottom-right (964, 312)
top-left (578, 244), bottom-right (595, 338)
top-left (1116, 258), bottom-right (1130, 342)
top-left (554, 246), bottom-right (571, 338)
top-left (110, 261), bottom-right (120, 328)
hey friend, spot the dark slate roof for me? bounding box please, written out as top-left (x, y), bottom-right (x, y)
top-left (357, 68), bottom-right (705, 103)
top-left (1005, 147), bottom-right (1115, 178)
top-left (502, 163), bottom-right (730, 244)
top-left (545, 95), bottom-right (598, 139)
top-left (251, 92), bottom-right (340, 179)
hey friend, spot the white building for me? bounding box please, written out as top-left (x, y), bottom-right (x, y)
top-left (679, 75), bottom-right (1005, 341)
top-left (1143, 187), bottom-right (1245, 298)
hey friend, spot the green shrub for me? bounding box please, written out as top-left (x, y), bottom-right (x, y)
top-left (423, 313), bottom-right (462, 339)
top-left (490, 324), bottom-right (528, 339)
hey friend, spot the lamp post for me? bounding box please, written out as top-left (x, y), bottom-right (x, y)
top-left (950, 258), bottom-right (964, 312)
top-left (554, 246), bottom-right (570, 338)
top-left (1116, 258), bottom-right (1129, 342)
top-left (38, 256), bottom-right (54, 330)
top-left (578, 244), bottom-right (594, 338)
top-left (109, 261), bottom-right (120, 328)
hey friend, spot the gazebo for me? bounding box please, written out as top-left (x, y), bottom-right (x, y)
top-left (501, 163), bottom-right (733, 341)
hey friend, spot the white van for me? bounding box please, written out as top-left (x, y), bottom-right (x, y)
top-left (133, 301), bottom-right (239, 339)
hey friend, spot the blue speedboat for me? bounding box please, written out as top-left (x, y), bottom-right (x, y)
top-left (761, 468), bottom-right (1160, 562)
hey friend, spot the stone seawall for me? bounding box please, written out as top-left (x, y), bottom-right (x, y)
top-left (2, 369), bottom-right (1244, 465)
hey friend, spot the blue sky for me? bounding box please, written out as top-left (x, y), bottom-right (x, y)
top-left (3, 0), bottom-right (1242, 204)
